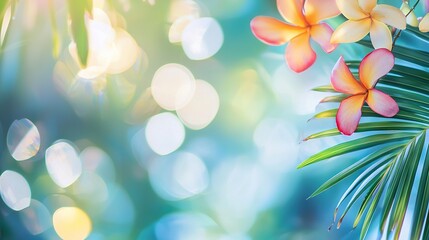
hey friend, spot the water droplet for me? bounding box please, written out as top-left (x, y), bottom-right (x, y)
top-left (145, 112), bottom-right (185, 155)
top-left (182, 17), bottom-right (223, 60)
top-left (151, 63), bottom-right (195, 110)
top-left (177, 80), bottom-right (219, 130)
top-left (7, 118), bottom-right (40, 161)
top-left (0, 170), bottom-right (31, 211)
top-left (45, 141), bottom-right (82, 188)
top-left (53, 207), bottom-right (92, 240)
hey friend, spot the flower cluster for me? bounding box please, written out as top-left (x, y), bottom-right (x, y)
top-left (250, 0), bottom-right (428, 135)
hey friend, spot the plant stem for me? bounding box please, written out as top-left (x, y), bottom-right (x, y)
top-left (392, 0), bottom-right (421, 50)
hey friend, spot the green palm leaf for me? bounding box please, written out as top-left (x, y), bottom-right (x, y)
top-left (301, 28), bottom-right (429, 240)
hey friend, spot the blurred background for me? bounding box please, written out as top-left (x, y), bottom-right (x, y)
top-left (0, 0), bottom-right (421, 239)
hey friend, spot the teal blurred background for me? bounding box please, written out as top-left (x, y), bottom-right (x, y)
top-left (0, 0), bottom-right (421, 239)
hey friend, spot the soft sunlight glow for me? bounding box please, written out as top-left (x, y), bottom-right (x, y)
top-left (177, 80), bottom-right (219, 130)
top-left (53, 207), bottom-right (92, 240)
top-left (7, 118), bottom-right (40, 161)
top-left (106, 29), bottom-right (140, 74)
top-left (151, 63), bottom-right (196, 110)
top-left (69, 10), bottom-right (115, 79)
top-left (19, 200), bottom-right (52, 235)
top-left (209, 160), bottom-right (277, 233)
top-left (253, 118), bottom-right (300, 171)
top-left (168, 0), bottom-right (201, 23)
top-left (68, 8), bottom-right (141, 79)
top-left (45, 141), bottom-right (82, 188)
top-left (145, 112), bottom-right (185, 155)
top-left (0, 170), bottom-right (31, 211)
top-left (181, 17), bottom-right (224, 60)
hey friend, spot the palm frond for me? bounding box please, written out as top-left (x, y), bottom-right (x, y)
top-left (301, 27), bottom-right (429, 240)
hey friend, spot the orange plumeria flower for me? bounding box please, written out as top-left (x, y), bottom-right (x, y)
top-left (250, 0), bottom-right (340, 73)
top-left (331, 48), bottom-right (399, 135)
top-left (331, 0), bottom-right (406, 50)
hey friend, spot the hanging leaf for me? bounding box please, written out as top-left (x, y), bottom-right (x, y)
top-left (0, 0), bottom-right (11, 47)
top-left (67, 0), bottom-right (92, 66)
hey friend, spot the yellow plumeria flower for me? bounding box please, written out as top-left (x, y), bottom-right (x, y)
top-left (400, 2), bottom-right (418, 27)
top-left (331, 0), bottom-right (406, 50)
top-left (419, 14), bottom-right (429, 32)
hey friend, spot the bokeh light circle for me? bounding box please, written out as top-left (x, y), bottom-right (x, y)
top-left (177, 80), bottom-right (219, 130)
top-left (155, 212), bottom-right (218, 240)
top-left (169, 15), bottom-right (196, 43)
top-left (106, 29), bottom-right (140, 74)
top-left (181, 17), bottom-right (224, 60)
top-left (151, 63), bottom-right (196, 110)
top-left (19, 199), bottom-right (52, 235)
top-left (45, 141), bottom-right (82, 188)
top-left (148, 151), bottom-right (209, 201)
top-left (0, 170), bottom-right (31, 211)
top-left (53, 207), bottom-right (92, 240)
top-left (7, 118), bottom-right (40, 161)
top-left (145, 112), bottom-right (186, 155)
top-left (168, 0), bottom-right (201, 23)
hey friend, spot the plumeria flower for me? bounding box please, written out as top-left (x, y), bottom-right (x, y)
top-left (331, 0), bottom-right (406, 50)
top-left (250, 0), bottom-right (340, 73)
top-left (419, 14), bottom-right (429, 32)
top-left (331, 48), bottom-right (399, 135)
top-left (420, 0), bottom-right (429, 32)
top-left (400, 2), bottom-right (418, 27)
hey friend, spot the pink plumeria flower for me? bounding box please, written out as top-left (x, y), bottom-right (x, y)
top-left (331, 0), bottom-right (406, 50)
top-left (331, 48), bottom-right (399, 135)
top-left (250, 0), bottom-right (340, 73)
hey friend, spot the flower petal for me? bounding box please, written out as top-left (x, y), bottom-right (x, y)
top-left (366, 89), bottom-right (399, 117)
top-left (359, 48), bottom-right (394, 89)
top-left (331, 18), bottom-right (371, 43)
top-left (277, 0), bottom-right (307, 27)
top-left (426, 0), bottom-right (429, 13)
top-left (358, 0), bottom-right (376, 13)
top-left (250, 16), bottom-right (307, 46)
top-left (419, 13), bottom-right (429, 33)
top-left (285, 33), bottom-right (316, 73)
top-left (400, 3), bottom-right (419, 27)
top-left (336, 0), bottom-right (368, 20)
top-left (311, 23), bottom-right (337, 53)
top-left (336, 94), bottom-right (366, 136)
top-left (304, 0), bottom-right (340, 24)
top-left (331, 56), bottom-right (366, 94)
top-left (369, 19), bottom-right (393, 50)
top-left (371, 4), bottom-right (406, 30)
